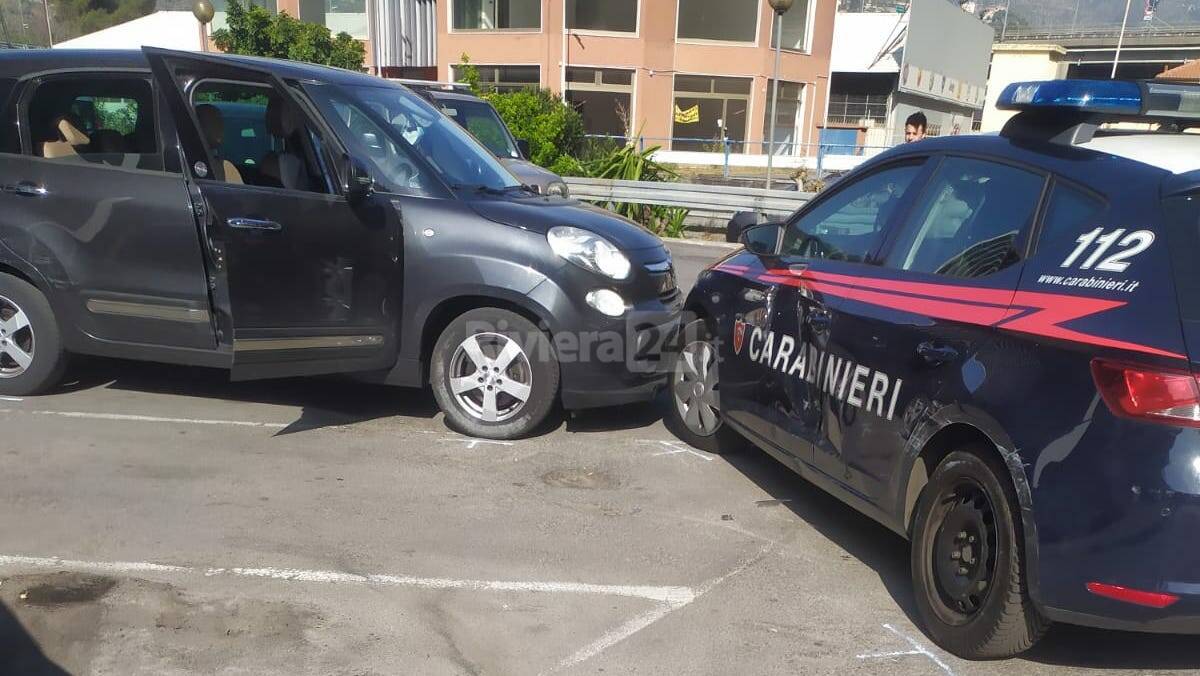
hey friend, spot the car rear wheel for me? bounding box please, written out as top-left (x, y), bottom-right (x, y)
top-left (0, 274), bottom-right (66, 397)
top-left (910, 447), bottom-right (1049, 659)
top-left (430, 307), bottom-right (558, 440)
top-left (664, 319), bottom-right (745, 455)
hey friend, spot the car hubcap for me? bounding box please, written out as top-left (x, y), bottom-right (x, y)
top-left (0, 295), bottom-right (34, 379)
top-left (932, 480), bottom-right (997, 618)
top-left (448, 332), bottom-right (533, 423)
top-left (674, 340), bottom-right (720, 436)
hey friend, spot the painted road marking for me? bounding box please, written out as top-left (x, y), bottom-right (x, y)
top-left (544, 542), bottom-right (774, 674)
top-left (0, 554), bottom-right (692, 604)
top-left (438, 437), bottom-right (515, 449)
top-left (637, 439), bottom-right (713, 462)
top-left (0, 396), bottom-right (23, 402)
top-left (0, 409), bottom-right (287, 429)
top-left (857, 623), bottom-right (956, 676)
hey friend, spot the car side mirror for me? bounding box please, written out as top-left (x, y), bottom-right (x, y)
top-left (740, 222), bottom-right (782, 255)
top-left (341, 155), bottom-right (375, 201)
top-left (516, 138), bottom-right (531, 159)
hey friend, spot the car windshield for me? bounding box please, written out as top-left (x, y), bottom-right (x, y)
top-left (435, 98), bottom-right (520, 160)
top-left (305, 82), bottom-right (520, 193)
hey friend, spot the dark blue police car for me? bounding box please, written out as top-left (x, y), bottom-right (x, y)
top-left (668, 80), bottom-right (1200, 658)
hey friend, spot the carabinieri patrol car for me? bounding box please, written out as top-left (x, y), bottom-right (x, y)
top-left (668, 79), bottom-right (1200, 658)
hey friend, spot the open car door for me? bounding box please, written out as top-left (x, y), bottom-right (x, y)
top-left (144, 47), bottom-right (403, 380)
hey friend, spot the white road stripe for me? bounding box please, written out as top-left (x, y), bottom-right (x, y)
top-left (0, 409), bottom-right (287, 429)
top-left (0, 396), bottom-right (23, 402)
top-left (0, 554), bottom-right (693, 604)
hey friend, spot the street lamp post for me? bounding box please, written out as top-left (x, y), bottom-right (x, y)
top-left (193, 0), bottom-right (215, 52)
top-left (1111, 0), bottom-right (1134, 79)
top-left (766, 0), bottom-right (794, 191)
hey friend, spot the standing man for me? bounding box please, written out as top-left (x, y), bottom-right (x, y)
top-left (904, 111), bottom-right (927, 143)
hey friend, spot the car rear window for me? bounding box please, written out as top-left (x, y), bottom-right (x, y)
top-left (0, 78), bottom-right (18, 154)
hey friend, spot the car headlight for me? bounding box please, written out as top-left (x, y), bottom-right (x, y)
top-left (547, 226), bottom-right (631, 280)
top-left (546, 181), bottom-right (570, 198)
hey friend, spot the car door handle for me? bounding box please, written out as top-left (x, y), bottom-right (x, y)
top-left (806, 310), bottom-right (832, 332)
top-left (1, 182), bottom-right (48, 198)
top-left (917, 342), bottom-right (959, 365)
top-left (227, 217), bottom-right (282, 232)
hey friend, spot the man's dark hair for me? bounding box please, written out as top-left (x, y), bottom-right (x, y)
top-left (906, 111), bottom-right (927, 130)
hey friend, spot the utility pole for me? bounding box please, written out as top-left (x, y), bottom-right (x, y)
top-left (765, 0), bottom-right (795, 191)
top-left (1112, 0), bottom-right (1134, 78)
top-left (42, 0), bottom-right (53, 46)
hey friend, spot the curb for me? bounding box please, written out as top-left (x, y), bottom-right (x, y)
top-left (662, 237), bottom-right (740, 250)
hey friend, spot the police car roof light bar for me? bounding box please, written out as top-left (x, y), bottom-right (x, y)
top-left (997, 79), bottom-right (1200, 121)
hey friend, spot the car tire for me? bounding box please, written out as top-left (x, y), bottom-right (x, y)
top-left (0, 273), bottom-right (66, 397)
top-left (910, 447), bottom-right (1049, 659)
top-left (664, 319), bottom-right (746, 455)
top-left (430, 307), bottom-right (559, 440)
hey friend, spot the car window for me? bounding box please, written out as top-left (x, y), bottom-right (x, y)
top-left (885, 157), bottom-right (1044, 278)
top-left (26, 76), bottom-right (162, 171)
top-left (1037, 181), bottom-right (1107, 255)
top-left (436, 99), bottom-right (519, 160)
top-left (191, 80), bottom-right (331, 194)
top-left (305, 82), bottom-right (521, 195)
top-left (0, 79), bottom-right (17, 155)
top-left (781, 162), bottom-right (924, 263)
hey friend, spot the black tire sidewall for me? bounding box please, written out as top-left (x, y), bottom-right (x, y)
top-left (430, 308), bottom-right (558, 440)
top-left (911, 449), bottom-right (1022, 656)
top-left (0, 274), bottom-right (65, 396)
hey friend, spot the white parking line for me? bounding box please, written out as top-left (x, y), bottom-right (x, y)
top-left (0, 396), bottom-right (23, 402)
top-left (857, 624), bottom-right (956, 676)
top-left (0, 409), bottom-right (287, 429)
top-left (0, 554), bottom-right (692, 604)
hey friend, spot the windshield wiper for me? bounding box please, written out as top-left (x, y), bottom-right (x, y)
top-left (453, 184), bottom-right (531, 196)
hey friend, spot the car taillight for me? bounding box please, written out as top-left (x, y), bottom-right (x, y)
top-left (1091, 359), bottom-right (1200, 426)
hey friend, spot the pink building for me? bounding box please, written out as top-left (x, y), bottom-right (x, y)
top-left (437, 0), bottom-right (834, 156)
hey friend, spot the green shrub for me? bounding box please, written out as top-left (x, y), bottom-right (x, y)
top-left (482, 88), bottom-right (584, 172)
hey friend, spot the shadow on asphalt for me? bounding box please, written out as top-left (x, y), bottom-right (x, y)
top-left (59, 357), bottom-right (439, 434)
top-left (659, 410), bottom-right (1200, 670)
top-left (0, 601), bottom-right (70, 675)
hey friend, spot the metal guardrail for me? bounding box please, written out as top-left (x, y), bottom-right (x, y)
top-left (564, 177), bottom-right (812, 222)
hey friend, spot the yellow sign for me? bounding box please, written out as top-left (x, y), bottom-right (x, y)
top-left (674, 104), bottom-right (699, 125)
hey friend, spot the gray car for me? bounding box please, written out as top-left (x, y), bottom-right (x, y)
top-left (403, 84), bottom-right (570, 198)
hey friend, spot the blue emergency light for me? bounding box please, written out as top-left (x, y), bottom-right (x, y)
top-left (996, 79), bottom-right (1200, 121)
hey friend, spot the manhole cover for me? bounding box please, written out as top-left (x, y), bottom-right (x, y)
top-left (540, 468), bottom-right (620, 490)
top-left (16, 572), bottom-right (117, 608)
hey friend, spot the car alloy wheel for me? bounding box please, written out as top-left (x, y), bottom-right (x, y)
top-left (673, 339), bottom-right (720, 436)
top-left (448, 332), bottom-right (533, 423)
top-left (0, 294), bottom-right (34, 379)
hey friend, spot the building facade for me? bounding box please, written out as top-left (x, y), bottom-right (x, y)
top-left (436, 0), bottom-right (835, 157)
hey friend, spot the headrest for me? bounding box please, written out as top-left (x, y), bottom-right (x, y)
top-left (194, 104), bottom-right (225, 147)
top-left (266, 97), bottom-right (300, 138)
top-left (56, 117), bottom-right (90, 146)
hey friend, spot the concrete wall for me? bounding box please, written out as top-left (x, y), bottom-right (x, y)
top-left (980, 43), bottom-right (1068, 132)
top-left (436, 0), bottom-right (835, 155)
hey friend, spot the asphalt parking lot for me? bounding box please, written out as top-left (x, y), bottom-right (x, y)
top-left (2, 241), bottom-right (1198, 675)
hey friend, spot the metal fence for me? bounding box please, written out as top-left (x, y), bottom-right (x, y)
top-left (563, 177), bottom-right (812, 225)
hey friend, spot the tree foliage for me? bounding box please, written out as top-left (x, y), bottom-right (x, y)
top-left (211, 0), bottom-right (365, 71)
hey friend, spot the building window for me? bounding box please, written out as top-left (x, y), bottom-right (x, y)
top-left (671, 75), bottom-right (752, 152)
top-left (298, 0), bottom-right (367, 39)
top-left (210, 0), bottom-right (277, 33)
top-left (566, 0), bottom-right (638, 33)
top-left (677, 0), bottom-right (758, 43)
top-left (762, 80), bottom-right (805, 156)
top-left (452, 0), bottom-right (540, 31)
top-left (452, 64), bottom-right (541, 92)
top-left (565, 68), bottom-right (634, 138)
top-left (827, 93), bottom-right (889, 126)
top-left (771, 0), bottom-right (810, 51)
